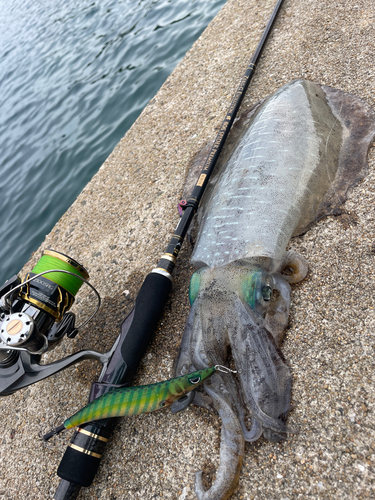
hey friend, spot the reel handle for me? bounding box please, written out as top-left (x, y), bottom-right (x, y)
top-left (0, 348), bottom-right (108, 396)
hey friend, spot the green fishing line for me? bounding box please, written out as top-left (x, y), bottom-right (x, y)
top-left (31, 253), bottom-right (86, 296)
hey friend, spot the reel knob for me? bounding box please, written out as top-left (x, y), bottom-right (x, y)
top-left (0, 312), bottom-right (34, 346)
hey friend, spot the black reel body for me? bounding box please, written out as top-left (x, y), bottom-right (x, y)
top-left (0, 275), bottom-right (75, 359)
top-left (0, 251), bottom-right (106, 395)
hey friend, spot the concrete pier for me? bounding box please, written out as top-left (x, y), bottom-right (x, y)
top-left (0, 0), bottom-right (374, 498)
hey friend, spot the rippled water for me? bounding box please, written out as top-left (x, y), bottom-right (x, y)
top-left (0, 0), bottom-right (226, 284)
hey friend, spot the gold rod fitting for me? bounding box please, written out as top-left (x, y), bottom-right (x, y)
top-left (69, 443), bottom-right (102, 459)
top-left (160, 254), bottom-right (177, 264)
top-left (78, 428), bottom-right (109, 442)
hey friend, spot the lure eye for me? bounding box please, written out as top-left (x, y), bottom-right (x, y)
top-left (159, 400), bottom-right (166, 407)
top-left (262, 285), bottom-right (272, 301)
top-left (188, 375), bottom-right (201, 385)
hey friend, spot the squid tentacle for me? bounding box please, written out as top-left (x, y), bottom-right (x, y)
top-left (228, 299), bottom-right (294, 437)
top-left (278, 250), bottom-right (308, 284)
top-left (237, 368), bottom-right (292, 436)
top-left (241, 417), bottom-right (263, 442)
top-left (195, 376), bottom-right (245, 500)
top-left (264, 274), bottom-right (291, 344)
top-left (230, 377), bottom-right (264, 443)
top-left (175, 262), bottom-right (299, 498)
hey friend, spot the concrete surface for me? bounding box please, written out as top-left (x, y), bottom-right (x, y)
top-left (0, 0), bottom-right (374, 498)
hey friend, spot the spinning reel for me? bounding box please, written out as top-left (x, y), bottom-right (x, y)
top-left (0, 250), bottom-right (110, 396)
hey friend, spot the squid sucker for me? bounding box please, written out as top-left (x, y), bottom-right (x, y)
top-left (174, 79), bottom-right (375, 500)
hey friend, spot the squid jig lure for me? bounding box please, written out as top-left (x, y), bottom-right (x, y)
top-left (43, 365), bottom-right (235, 440)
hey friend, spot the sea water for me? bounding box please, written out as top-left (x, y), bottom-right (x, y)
top-left (0, 0), bottom-right (226, 284)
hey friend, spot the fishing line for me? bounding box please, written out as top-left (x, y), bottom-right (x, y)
top-left (31, 253), bottom-right (87, 297)
top-left (1, 250), bottom-right (101, 331)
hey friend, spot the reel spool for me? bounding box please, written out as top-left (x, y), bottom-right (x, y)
top-left (20, 250), bottom-right (89, 322)
top-left (0, 250), bottom-right (98, 360)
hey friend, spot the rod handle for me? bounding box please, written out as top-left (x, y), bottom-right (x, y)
top-left (56, 420), bottom-right (115, 488)
top-left (119, 271), bottom-right (172, 376)
top-left (55, 271), bottom-right (172, 492)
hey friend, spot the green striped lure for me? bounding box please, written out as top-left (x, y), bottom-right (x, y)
top-left (43, 365), bottom-right (235, 440)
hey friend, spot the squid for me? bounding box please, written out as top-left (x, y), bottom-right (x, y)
top-left (174, 79), bottom-right (375, 499)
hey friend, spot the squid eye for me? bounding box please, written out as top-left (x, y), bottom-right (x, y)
top-left (262, 285), bottom-right (272, 301)
top-left (241, 269), bottom-right (273, 311)
top-left (188, 375), bottom-right (201, 385)
top-left (189, 271), bottom-right (201, 305)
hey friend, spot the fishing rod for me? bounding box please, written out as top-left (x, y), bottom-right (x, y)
top-left (52, 2), bottom-right (284, 498)
top-left (0, 0), bottom-right (283, 497)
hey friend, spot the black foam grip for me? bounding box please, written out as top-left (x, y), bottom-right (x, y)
top-left (120, 272), bottom-right (172, 374)
top-left (57, 420), bottom-right (116, 487)
top-left (57, 445), bottom-right (101, 487)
